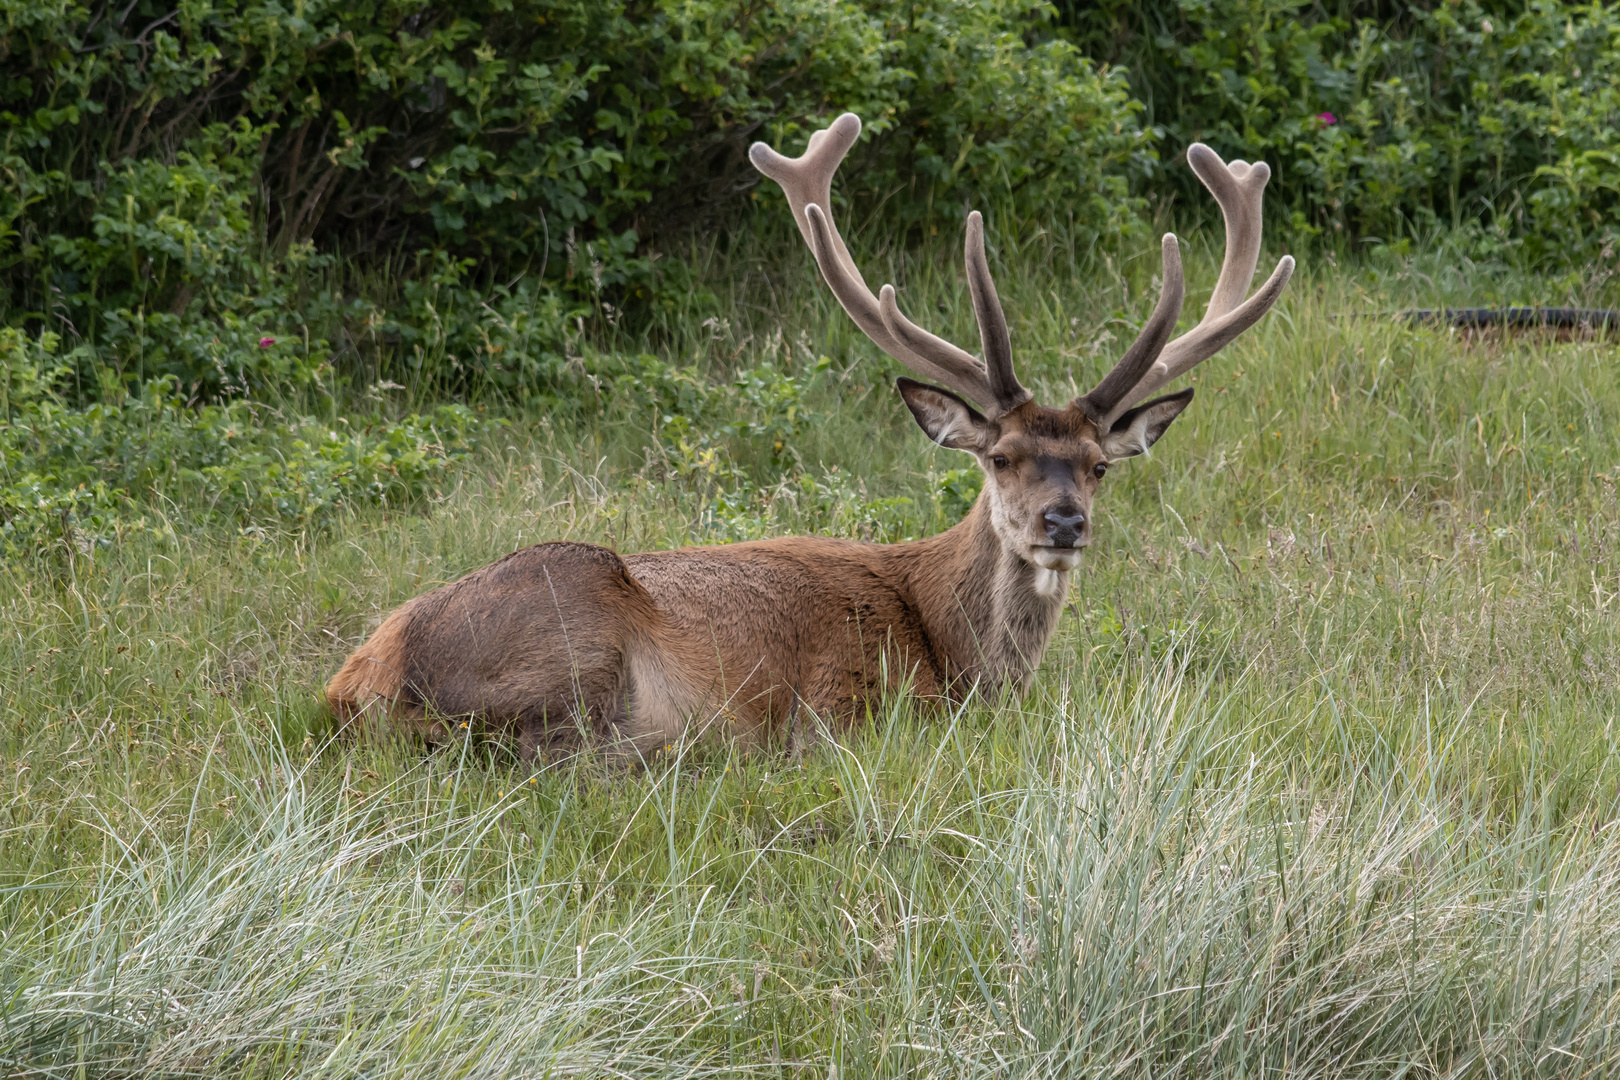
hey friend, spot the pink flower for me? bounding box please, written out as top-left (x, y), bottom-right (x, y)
top-left (1316, 112), bottom-right (1337, 126)
top-left (259, 337), bottom-right (276, 348)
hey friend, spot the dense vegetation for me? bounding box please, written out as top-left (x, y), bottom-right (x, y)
top-left (1063, 0), bottom-right (1620, 256)
top-left (3, 2), bottom-right (1620, 1072)
top-left (4, 0), bottom-right (1618, 539)
top-left (5, 0), bottom-right (1619, 549)
top-left (2, 0), bottom-right (1146, 394)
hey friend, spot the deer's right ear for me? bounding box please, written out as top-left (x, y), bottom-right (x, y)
top-left (896, 378), bottom-right (995, 452)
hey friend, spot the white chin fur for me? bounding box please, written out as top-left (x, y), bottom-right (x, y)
top-left (1030, 548), bottom-right (1081, 572)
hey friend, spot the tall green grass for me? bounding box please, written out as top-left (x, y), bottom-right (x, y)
top-left (3, 230), bottom-right (1619, 1075)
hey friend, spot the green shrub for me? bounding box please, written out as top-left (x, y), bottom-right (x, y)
top-left (2, 0), bottom-right (1147, 404)
top-left (599, 351), bottom-right (812, 485)
top-left (935, 466), bottom-right (984, 521)
top-left (759, 0), bottom-right (1149, 236)
top-left (1060, 0), bottom-right (1620, 263)
top-left (0, 329), bottom-right (492, 555)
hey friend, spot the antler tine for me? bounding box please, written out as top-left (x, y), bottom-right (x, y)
top-left (1075, 234), bottom-right (1184, 423)
top-left (750, 114), bottom-right (1004, 412)
top-left (870, 210), bottom-right (1032, 413)
top-left (964, 212), bottom-right (1031, 411)
top-left (871, 280), bottom-right (984, 394)
top-left (802, 206), bottom-right (996, 406)
top-left (1100, 144), bottom-right (1295, 429)
top-left (749, 115), bottom-right (866, 292)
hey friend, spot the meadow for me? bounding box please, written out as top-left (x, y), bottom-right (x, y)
top-left (4, 229), bottom-right (1620, 1077)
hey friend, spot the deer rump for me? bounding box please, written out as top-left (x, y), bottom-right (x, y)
top-left (326, 540), bottom-right (946, 758)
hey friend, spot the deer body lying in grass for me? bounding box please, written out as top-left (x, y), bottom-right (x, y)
top-left (327, 114), bottom-right (1293, 759)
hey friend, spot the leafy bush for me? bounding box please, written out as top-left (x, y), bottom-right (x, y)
top-left (0, 329), bottom-right (491, 557)
top-left (2, 0), bottom-right (1148, 404)
top-left (762, 1), bottom-right (1149, 235)
top-left (11, 0), bottom-right (1618, 417)
top-left (8, 0), bottom-right (1620, 555)
top-left (935, 466), bottom-right (985, 521)
top-left (590, 350), bottom-right (814, 494)
top-left (1060, 0), bottom-right (1620, 262)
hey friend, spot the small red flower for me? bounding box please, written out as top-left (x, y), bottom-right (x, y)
top-left (1316, 112), bottom-right (1337, 126)
top-left (259, 337), bottom-right (276, 348)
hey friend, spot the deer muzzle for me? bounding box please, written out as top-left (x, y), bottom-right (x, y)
top-left (1042, 507), bottom-right (1088, 549)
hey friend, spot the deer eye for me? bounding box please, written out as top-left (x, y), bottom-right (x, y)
top-left (991, 455), bottom-right (1010, 471)
top-left (1093, 461), bottom-right (1109, 479)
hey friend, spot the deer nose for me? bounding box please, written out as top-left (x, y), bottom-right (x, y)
top-left (1043, 507), bottom-right (1087, 548)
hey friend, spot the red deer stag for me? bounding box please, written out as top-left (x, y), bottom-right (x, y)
top-left (326, 113), bottom-right (1293, 758)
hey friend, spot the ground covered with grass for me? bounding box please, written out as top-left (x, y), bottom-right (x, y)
top-left (4, 238), bottom-right (1620, 1076)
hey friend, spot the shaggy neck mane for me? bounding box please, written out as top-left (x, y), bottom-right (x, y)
top-left (884, 489), bottom-right (1068, 694)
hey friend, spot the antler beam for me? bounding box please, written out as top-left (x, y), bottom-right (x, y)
top-left (1093, 144), bottom-right (1295, 429)
top-left (750, 114), bottom-right (1029, 415)
top-left (1075, 234), bottom-right (1185, 423)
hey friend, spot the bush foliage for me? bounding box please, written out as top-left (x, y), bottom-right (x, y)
top-left (2, 0), bottom-right (1147, 398)
top-left (1061, 0), bottom-right (1620, 260)
top-left (0, 327), bottom-right (490, 555)
top-left (3, 0), bottom-right (1618, 549)
top-left (5, 0), bottom-right (1617, 399)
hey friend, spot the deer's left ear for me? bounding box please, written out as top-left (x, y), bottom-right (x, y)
top-left (896, 378), bottom-right (997, 452)
top-left (1101, 388), bottom-right (1194, 460)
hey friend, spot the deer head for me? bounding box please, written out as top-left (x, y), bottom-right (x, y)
top-left (750, 114), bottom-right (1293, 572)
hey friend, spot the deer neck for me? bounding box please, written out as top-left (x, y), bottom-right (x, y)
top-left (892, 489), bottom-right (1069, 694)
